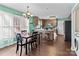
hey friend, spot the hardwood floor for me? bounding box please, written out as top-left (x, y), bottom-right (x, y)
top-left (0, 35), bottom-right (76, 56)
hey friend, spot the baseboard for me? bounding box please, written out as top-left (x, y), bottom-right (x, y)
top-left (0, 38), bottom-right (16, 48)
top-left (57, 34), bottom-right (64, 36)
top-left (75, 50), bottom-right (79, 56)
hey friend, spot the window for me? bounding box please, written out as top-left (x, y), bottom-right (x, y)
top-left (0, 13), bottom-right (14, 40)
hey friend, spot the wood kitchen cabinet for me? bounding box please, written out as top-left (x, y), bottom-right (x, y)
top-left (48, 16), bottom-right (57, 26)
top-left (42, 19), bottom-right (48, 28)
top-left (34, 16), bottom-right (39, 26)
top-left (75, 7), bottom-right (79, 32)
top-left (41, 16), bottom-right (57, 28)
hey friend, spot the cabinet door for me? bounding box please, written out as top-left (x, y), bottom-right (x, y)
top-left (34, 16), bottom-right (38, 26)
top-left (48, 19), bottom-right (57, 26)
top-left (42, 19), bottom-right (47, 28)
top-left (75, 7), bottom-right (79, 32)
top-left (49, 16), bottom-right (57, 26)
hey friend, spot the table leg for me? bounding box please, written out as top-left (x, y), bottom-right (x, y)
top-left (25, 40), bottom-right (27, 55)
top-left (39, 34), bottom-right (40, 45)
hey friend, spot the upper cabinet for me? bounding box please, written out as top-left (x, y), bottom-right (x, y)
top-left (75, 6), bottom-right (79, 32)
top-left (72, 3), bottom-right (79, 33)
top-left (42, 19), bottom-right (48, 28)
top-left (41, 16), bottom-right (57, 29)
top-left (48, 16), bottom-right (57, 27)
top-left (34, 16), bottom-right (39, 26)
top-left (33, 16), bottom-right (57, 29)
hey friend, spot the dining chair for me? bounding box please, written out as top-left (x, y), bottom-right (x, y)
top-left (32, 31), bottom-right (40, 45)
top-left (32, 31), bottom-right (38, 35)
top-left (30, 34), bottom-right (38, 50)
top-left (16, 33), bottom-right (31, 56)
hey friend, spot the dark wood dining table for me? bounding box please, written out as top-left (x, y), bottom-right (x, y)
top-left (21, 33), bottom-right (40, 55)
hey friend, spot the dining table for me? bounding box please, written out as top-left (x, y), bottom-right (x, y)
top-left (21, 32), bottom-right (40, 54)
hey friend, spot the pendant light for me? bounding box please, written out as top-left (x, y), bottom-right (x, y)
top-left (22, 6), bottom-right (32, 18)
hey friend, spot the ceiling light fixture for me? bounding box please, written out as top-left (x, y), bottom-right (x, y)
top-left (22, 6), bottom-right (32, 18)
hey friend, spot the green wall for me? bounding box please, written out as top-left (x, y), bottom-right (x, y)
top-left (0, 4), bottom-right (24, 16)
top-left (29, 16), bottom-right (35, 33)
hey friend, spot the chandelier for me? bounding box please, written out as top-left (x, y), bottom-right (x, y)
top-left (22, 6), bottom-right (32, 18)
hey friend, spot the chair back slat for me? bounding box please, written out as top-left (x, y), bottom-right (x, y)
top-left (32, 31), bottom-right (38, 35)
top-left (32, 34), bottom-right (38, 41)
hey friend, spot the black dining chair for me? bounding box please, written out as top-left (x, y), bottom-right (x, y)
top-left (32, 31), bottom-right (38, 35)
top-left (30, 31), bottom-right (39, 49)
top-left (30, 34), bottom-right (37, 50)
top-left (16, 33), bottom-right (31, 56)
top-left (32, 31), bottom-right (40, 45)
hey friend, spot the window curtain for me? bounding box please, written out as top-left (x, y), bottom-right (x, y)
top-left (0, 13), bottom-right (14, 39)
top-left (0, 13), bottom-right (18, 48)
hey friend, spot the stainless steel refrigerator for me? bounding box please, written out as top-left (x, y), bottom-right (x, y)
top-left (64, 21), bottom-right (71, 42)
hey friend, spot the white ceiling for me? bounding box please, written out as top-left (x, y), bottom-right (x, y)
top-left (1, 3), bottom-right (75, 19)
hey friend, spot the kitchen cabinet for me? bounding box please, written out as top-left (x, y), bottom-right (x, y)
top-left (75, 7), bottom-right (79, 32)
top-left (34, 16), bottom-right (39, 26)
top-left (48, 16), bottom-right (57, 27)
top-left (42, 19), bottom-right (48, 28)
top-left (71, 3), bottom-right (79, 56)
